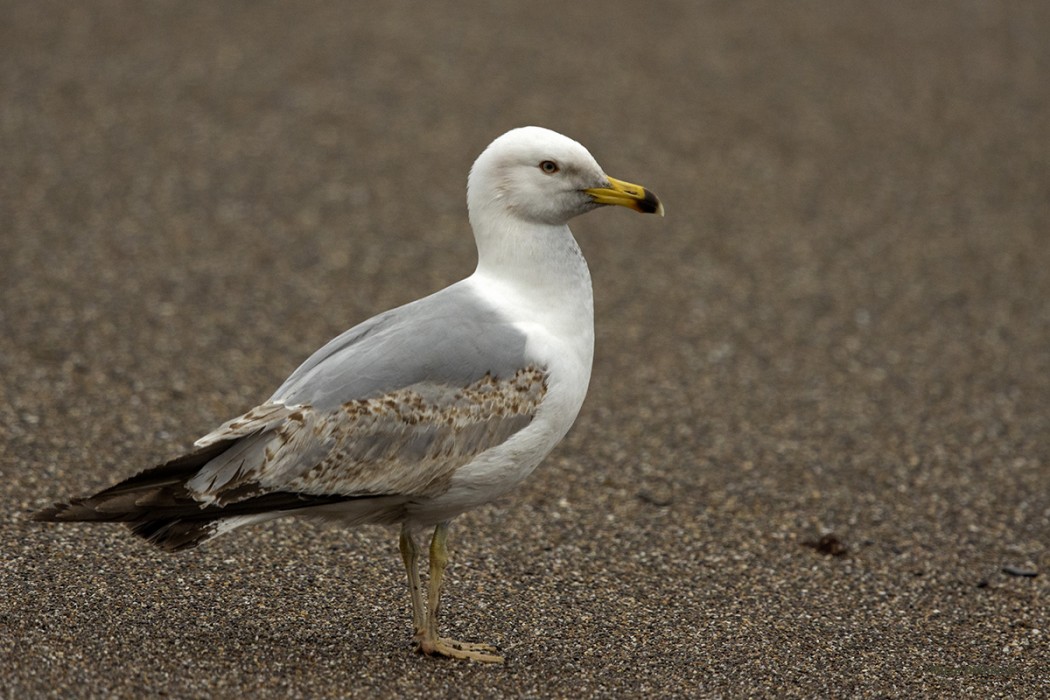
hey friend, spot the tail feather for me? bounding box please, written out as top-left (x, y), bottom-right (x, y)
top-left (34, 440), bottom-right (357, 552)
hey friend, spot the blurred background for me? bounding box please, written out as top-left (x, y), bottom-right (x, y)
top-left (2, 2), bottom-right (1048, 696)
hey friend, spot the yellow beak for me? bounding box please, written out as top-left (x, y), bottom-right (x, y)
top-left (585, 176), bottom-right (665, 216)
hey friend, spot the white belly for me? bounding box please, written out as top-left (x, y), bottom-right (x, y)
top-left (407, 321), bottom-right (593, 527)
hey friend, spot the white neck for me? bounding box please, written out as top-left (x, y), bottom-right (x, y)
top-left (468, 207), bottom-right (594, 348)
top-left (471, 200), bottom-right (590, 284)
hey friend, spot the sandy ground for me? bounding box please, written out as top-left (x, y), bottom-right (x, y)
top-left (2, 2), bottom-right (1048, 697)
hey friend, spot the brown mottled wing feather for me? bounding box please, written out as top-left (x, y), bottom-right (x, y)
top-left (186, 366), bottom-right (548, 506)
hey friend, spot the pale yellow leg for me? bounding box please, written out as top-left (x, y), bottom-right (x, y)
top-left (398, 523), bottom-right (426, 637)
top-left (413, 521), bottom-right (504, 663)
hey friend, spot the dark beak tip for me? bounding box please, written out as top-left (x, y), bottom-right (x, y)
top-left (639, 189), bottom-right (663, 215)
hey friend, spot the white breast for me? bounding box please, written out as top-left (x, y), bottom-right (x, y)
top-left (406, 247), bottom-right (595, 526)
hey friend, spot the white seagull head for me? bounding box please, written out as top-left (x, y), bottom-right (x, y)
top-left (467, 126), bottom-right (663, 229)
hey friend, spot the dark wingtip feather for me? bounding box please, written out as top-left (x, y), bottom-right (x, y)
top-left (32, 502), bottom-right (69, 521)
top-left (128, 518), bottom-right (217, 552)
top-left (33, 498), bottom-right (221, 551)
top-left (32, 441), bottom-right (237, 525)
top-left (34, 437), bottom-right (359, 552)
top-left (32, 499), bottom-right (120, 522)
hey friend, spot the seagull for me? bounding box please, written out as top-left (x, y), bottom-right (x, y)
top-left (34, 126), bottom-right (664, 663)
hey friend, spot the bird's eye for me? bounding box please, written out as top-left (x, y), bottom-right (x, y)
top-left (539, 160), bottom-right (559, 174)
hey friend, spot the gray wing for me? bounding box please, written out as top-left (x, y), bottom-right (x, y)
top-left (184, 281), bottom-right (547, 505)
top-left (271, 281), bottom-right (529, 409)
